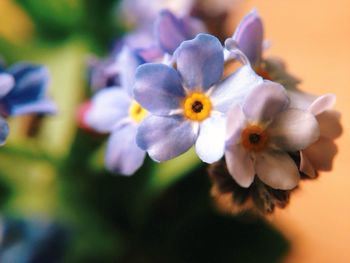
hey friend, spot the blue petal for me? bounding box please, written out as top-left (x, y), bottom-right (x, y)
top-left (2, 64), bottom-right (51, 115)
top-left (232, 9), bottom-right (263, 66)
top-left (105, 124), bottom-right (146, 175)
top-left (174, 33), bottom-right (224, 91)
top-left (155, 10), bottom-right (196, 55)
top-left (210, 65), bottom-right (263, 113)
top-left (136, 115), bottom-right (196, 161)
top-left (9, 100), bottom-right (57, 116)
top-left (0, 116), bottom-right (9, 145)
top-left (117, 46), bottom-right (145, 96)
top-left (134, 63), bottom-right (185, 115)
top-left (85, 88), bottom-right (131, 133)
top-left (0, 73), bottom-right (14, 98)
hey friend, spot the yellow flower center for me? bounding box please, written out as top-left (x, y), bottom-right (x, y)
top-left (129, 101), bottom-right (148, 123)
top-left (241, 124), bottom-right (268, 152)
top-left (183, 92), bottom-right (212, 122)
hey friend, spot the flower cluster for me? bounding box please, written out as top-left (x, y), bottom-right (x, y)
top-left (85, 7), bottom-right (341, 213)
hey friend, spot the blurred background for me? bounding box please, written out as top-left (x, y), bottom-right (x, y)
top-left (0, 0), bottom-right (348, 262)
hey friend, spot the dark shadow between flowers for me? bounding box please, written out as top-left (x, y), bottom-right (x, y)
top-left (119, 164), bottom-right (289, 263)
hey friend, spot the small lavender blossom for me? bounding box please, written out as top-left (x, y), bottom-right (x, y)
top-left (85, 47), bottom-right (147, 175)
top-left (226, 9), bottom-right (300, 89)
top-left (225, 81), bottom-right (320, 190)
top-left (134, 33), bottom-right (263, 163)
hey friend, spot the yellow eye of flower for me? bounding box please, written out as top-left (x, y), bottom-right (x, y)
top-left (241, 125), bottom-right (268, 152)
top-left (129, 101), bottom-right (147, 123)
top-left (183, 92), bottom-right (212, 122)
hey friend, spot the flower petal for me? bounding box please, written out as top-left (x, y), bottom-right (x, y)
top-left (175, 33), bottom-right (224, 91)
top-left (308, 93), bottom-right (336, 115)
top-left (303, 137), bottom-right (338, 171)
top-left (225, 144), bottom-right (255, 188)
top-left (134, 63), bottom-right (185, 115)
top-left (255, 150), bottom-right (300, 190)
top-left (195, 114), bottom-right (226, 163)
top-left (317, 110), bottom-right (342, 139)
top-left (232, 9), bottom-right (263, 66)
top-left (2, 64), bottom-right (51, 115)
top-left (136, 115), bottom-right (196, 161)
top-left (9, 100), bottom-right (57, 116)
top-left (105, 125), bottom-right (146, 175)
top-left (155, 10), bottom-right (191, 55)
top-left (0, 73), bottom-right (14, 98)
top-left (85, 88), bottom-right (131, 133)
top-left (117, 46), bottom-right (144, 96)
top-left (211, 65), bottom-right (263, 113)
top-left (300, 151), bottom-right (316, 178)
top-left (268, 109), bottom-right (320, 152)
top-left (226, 104), bottom-right (247, 143)
top-left (7, 64), bottom-right (48, 99)
top-left (242, 81), bottom-right (289, 122)
top-left (0, 116), bottom-right (9, 145)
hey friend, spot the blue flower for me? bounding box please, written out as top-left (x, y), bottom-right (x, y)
top-left (0, 63), bottom-right (56, 145)
top-left (0, 217), bottom-right (67, 263)
top-left (0, 63), bottom-right (57, 117)
top-left (134, 33), bottom-right (263, 163)
top-left (85, 47), bottom-right (147, 175)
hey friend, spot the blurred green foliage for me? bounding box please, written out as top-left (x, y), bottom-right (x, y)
top-left (0, 0), bottom-right (290, 262)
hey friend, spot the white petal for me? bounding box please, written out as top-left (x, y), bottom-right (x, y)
top-left (225, 144), bottom-right (255, 188)
top-left (268, 109), bottom-right (320, 152)
top-left (195, 114), bottom-right (226, 163)
top-left (211, 65), bottom-right (263, 113)
top-left (226, 104), bottom-right (247, 142)
top-left (255, 150), bottom-right (300, 190)
top-left (85, 88), bottom-right (131, 133)
top-left (308, 94), bottom-right (336, 115)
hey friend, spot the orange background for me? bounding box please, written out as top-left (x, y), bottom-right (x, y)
top-left (233, 1), bottom-right (350, 262)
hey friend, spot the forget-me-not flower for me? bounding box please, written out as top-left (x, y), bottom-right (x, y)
top-left (0, 63), bottom-right (56, 144)
top-left (85, 46), bottom-right (148, 175)
top-left (225, 81), bottom-right (320, 190)
top-left (134, 33), bottom-right (263, 163)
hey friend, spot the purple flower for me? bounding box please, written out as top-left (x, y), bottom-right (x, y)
top-left (225, 81), bottom-right (320, 190)
top-left (134, 33), bottom-right (263, 163)
top-left (85, 47), bottom-right (147, 175)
